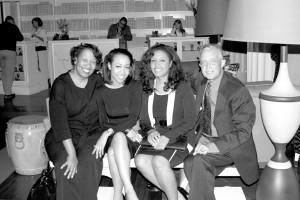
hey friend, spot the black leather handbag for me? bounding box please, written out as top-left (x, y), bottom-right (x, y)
top-left (27, 166), bottom-right (56, 200)
top-left (139, 136), bottom-right (188, 152)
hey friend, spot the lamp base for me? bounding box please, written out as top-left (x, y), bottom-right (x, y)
top-left (256, 143), bottom-right (300, 200)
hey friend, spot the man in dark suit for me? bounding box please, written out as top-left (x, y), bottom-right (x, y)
top-left (107, 17), bottom-right (132, 49)
top-left (184, 44), bottom-right (259, 200)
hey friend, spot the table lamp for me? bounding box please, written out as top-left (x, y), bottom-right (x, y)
top-left (223, 1), bottom-right (300, 200)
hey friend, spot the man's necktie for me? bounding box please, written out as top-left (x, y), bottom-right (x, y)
top-left (202, 82), bottom-right (212, 137)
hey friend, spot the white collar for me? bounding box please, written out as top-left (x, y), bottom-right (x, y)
top-left (148, 79), bottom-right (176, 127)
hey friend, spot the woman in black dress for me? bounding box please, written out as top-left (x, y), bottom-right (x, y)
top-left (45, 43), bottom-right (104, 200)
top-left (93, 48), bottom-right (142, 200)
top-left (134, 44), bottom-right (196, 200)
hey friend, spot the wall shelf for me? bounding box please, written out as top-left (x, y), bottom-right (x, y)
top-left (148, 37), bottom-right (209, 62)
top-left (17, 0), bottom-right (195, 40)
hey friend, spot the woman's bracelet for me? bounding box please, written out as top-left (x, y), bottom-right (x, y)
top-left (124, 129), bottom-right (130, 135)
top-left (106, 128), bottom-right (114, 136)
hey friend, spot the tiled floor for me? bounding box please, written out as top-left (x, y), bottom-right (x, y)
top-left (0, 90), bottom-right (299, 200)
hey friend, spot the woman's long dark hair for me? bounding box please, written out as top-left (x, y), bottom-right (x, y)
top-left (139, 44), bottom-right (184, 95)
top-left (102, 48), bottom-right (134, 85)
top-left (173, 19), bottom-right (186, 35)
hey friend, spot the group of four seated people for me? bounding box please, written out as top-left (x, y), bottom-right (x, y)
top-left (45, 42), bottom-right (259, 200)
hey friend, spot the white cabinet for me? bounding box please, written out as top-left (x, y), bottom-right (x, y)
top-left (48, 39), bottom-right (119, 84)
top-left (148, 36), bottom-right (209, 61)
top-left (0, 41), bottom-right (49, 95)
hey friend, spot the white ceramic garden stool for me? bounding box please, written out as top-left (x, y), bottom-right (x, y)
top-left (5, 115), bottom-right (49, 175)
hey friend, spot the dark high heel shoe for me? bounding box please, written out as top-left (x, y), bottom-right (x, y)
top-left (177, 186), bottom-right (189, 200)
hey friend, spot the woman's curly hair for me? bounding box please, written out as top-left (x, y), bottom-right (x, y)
top-left (70, 43), bottom-right (102, 68)
top-left (32, 17), bottom-right (43, 27)
top-left (139, 44), bottom-right (184, 94)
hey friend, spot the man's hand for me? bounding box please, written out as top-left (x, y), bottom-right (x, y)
top-left (193, 136), bottom-right (220, 155)
top-left (193, 143), bottom-right (209, 155)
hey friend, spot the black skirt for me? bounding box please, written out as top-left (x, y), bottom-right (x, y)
top-left (105, 133), bottom-right (140, 158)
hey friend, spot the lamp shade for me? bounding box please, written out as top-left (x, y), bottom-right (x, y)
top-left (194, 0), bottom-right (229, 36)
top-left (223, 1), bottom-right (300, 200)
top-left (223, 0), bottom-right (300, 45)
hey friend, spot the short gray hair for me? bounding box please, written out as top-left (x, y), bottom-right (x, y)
top-left (200, 43), bottom-right (224, 59)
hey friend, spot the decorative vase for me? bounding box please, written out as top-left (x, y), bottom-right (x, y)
top-left (256, 46), bottom-right (300, 200)
top-left (53, 32), bottom-right (69, 41)
top-left (60, 32), bottom-right (69, 40)
top-left (54, 19), bottom-right (69, 40)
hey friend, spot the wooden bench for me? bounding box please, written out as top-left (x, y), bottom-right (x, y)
top-left (45, 118), bottom-right (245, 200)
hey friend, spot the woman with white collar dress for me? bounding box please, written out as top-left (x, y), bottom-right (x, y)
top-left (134, 44), bottom-right (196, 200)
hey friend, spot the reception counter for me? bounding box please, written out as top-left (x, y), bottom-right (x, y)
top-left (0, 40), bottom-right (49, 95)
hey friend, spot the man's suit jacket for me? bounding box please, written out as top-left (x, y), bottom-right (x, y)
top-left (107, 23), bottom-right (132, 49)
top-left (195, 72), bottom-right (259, 185)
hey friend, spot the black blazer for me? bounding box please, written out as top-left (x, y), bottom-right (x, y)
top-left (139, 81), bottom-right (196, 146)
